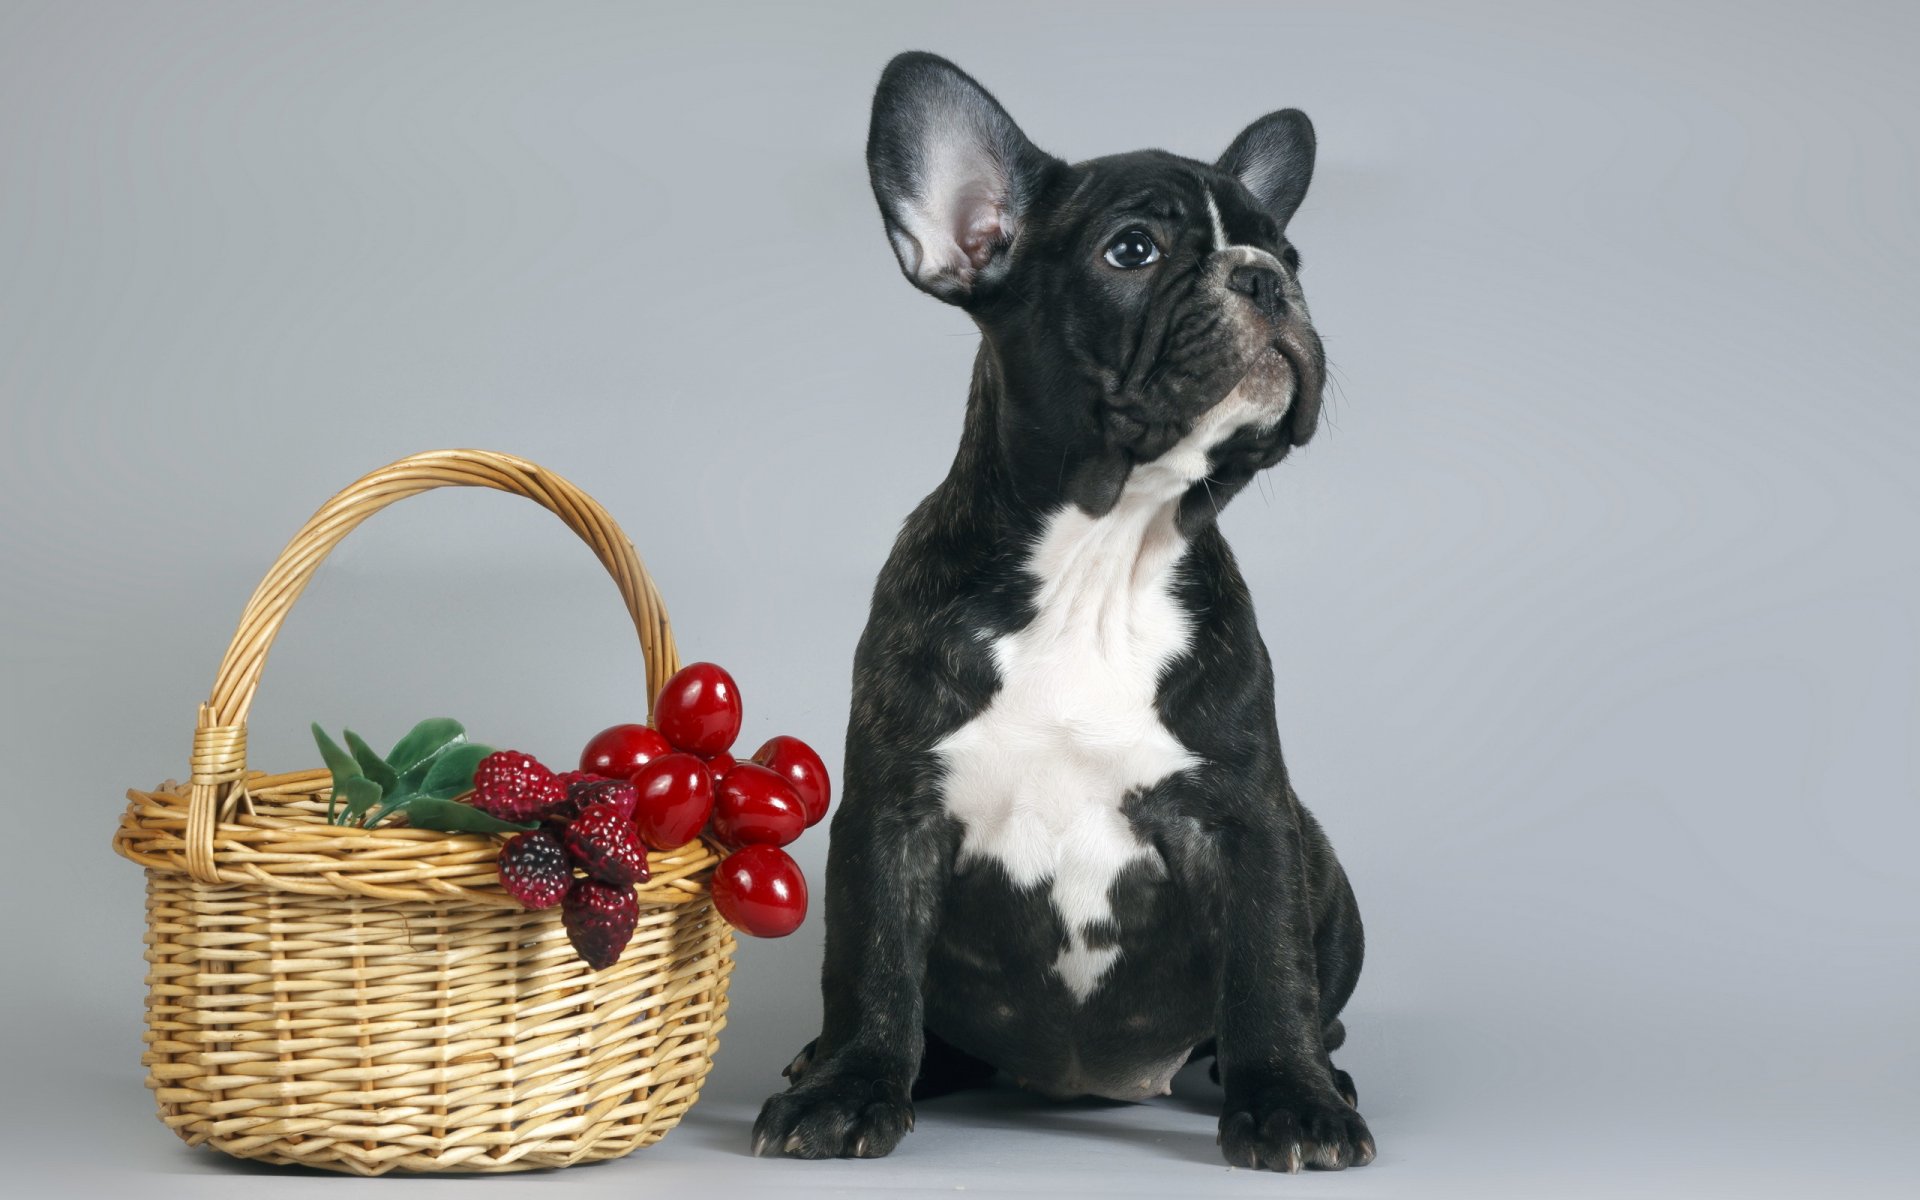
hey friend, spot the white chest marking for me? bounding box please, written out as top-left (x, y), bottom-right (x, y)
top-left (935, 399), bottom-right (1270, 1002)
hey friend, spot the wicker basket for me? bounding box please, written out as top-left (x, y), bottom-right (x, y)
top-left (111, 449), bottom-right (737, 1175)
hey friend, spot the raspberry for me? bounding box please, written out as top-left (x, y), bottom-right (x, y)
top-left (497, 829), bottom-right (572, 909)
top-left (472, 750), bottom-right (566, 821)
top-left (576, 777), bottom-right (638, 820)
top-left (563, 877), bottom-right (639, 969)
top-left (549, 773), bottom-right (637, 825)
top-left (563, 801), bottom-right (650, 887)
top-left (543, 770), bottom-right (598, 823)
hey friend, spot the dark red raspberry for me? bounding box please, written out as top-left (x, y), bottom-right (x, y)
top-left (545, 770), bottom-right (600, 823)
top-left (472, 750), bottom-right (566, 822)
top-left (563, 801), bottom-right (650, 887)
top-left (496, 829), bottom-right (572, 909)
top-left (550, 775), bottom-right (638, 825)
top-left (563, 877), bottom-right (639, 969)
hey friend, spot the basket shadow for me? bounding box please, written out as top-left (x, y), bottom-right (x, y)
top-left (153, 1145), bottom-right (629, 1181)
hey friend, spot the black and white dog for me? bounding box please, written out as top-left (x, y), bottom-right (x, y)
top-left (754, 53), bottom-right (1372, 1173)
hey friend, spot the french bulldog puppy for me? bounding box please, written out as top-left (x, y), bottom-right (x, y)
top-left (754, 52), bottom-right (1371, 1173)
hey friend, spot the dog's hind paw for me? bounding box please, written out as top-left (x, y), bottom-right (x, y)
top-left (1218, 1084), bottom-right (1374, 1172)
top-left (753, 1068), bottom-right (915, 1160)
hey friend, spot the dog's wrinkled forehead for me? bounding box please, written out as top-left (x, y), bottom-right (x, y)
top-left (1030, 153), bottom-right (1282, 263)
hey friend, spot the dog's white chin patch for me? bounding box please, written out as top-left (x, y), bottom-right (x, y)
top-left (937, 409), bottom-right (1273, 1002)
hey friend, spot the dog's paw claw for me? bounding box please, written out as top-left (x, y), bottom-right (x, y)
top-left (753, 1068), bottom-right (915, 1160)
top-left (1331, 1066), bottom-right (1358, 1109)
top-left (1219, 1085), bottom-right (1373, 1172)
top-left (781, 1038), bottom-right (819, 1084)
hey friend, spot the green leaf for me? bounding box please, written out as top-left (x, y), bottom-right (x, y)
top-left (359, 791), bottom-right (410, 829)
top-left (311, 724), bottom-right (360, 822)
top-left (398, 747), bottom-right (443, 793)
top-left (344, 729), bottom-right (398, 794)
top-left (385, 718), bottom-right (465, 776)
top-left (397, 796), bottom-right (536, 835)
top-left (396, 737), bottom-right (470, 794)
top-left (338, 775), bottom-right (384, 824)
top-left (420, 742), bottom-right (493, 800)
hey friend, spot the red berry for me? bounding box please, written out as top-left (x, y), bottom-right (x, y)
top-left (712, 763), bottom-right (806, 848)
top-left (563, 801), bottom-right (650, 887)
top-left (563, 878), bottom-right (639, 969)
top-left (654, 663), bottom-right (742, 757)
top-left (497, 829), bottom-right (572, 909)
top-left (704, 750), bottom-right (736, 777)
top-left (580, 723), bottom-right (673, 779)
top-left (545, 770), bottom-right (600, 823)
top-left (751, 735), bottom-right (831, 827)
top-left (712, 845), bottom-right (807, 938)
top-left (563, 776), bottom-right (638, 824)
top-left (631, 752), bottom-right (715, 851)
top-left (472, 750), bottom-right (567, 822)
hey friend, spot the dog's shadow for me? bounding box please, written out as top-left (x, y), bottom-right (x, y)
top-left (743, 1061), bottom-right (1230, 1167)
top-left (957, 1065), bottom-right (1229, 1166)
top-left (930, 1085), bottom-right (1226, 1167)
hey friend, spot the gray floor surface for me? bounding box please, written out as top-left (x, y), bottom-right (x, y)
top-left (5, 2), bottom-right (1915, 1197)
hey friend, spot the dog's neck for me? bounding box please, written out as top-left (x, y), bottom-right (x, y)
top-left (938, 339), bottom-right (1244, 552)
top-left (939, 343), bottom-right (1047, 531)
top-left (939, 341), bottom-right (1132, 538)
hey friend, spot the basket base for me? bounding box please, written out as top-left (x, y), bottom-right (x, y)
top-left (140, 871), bottom-right (734, 1175)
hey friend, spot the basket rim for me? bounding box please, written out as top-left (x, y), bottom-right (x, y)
top-left (116, 767), bottom-right (722, 908)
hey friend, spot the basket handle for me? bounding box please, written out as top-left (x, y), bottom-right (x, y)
top-left (183, 448), bottom-right (678, 883)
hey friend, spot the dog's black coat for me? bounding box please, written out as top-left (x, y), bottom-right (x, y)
top-left (754, 53), bottom-right (1372, 1172)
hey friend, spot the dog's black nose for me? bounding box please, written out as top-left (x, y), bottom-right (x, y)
top-left (1227, 265), bottom-right (1286, 319)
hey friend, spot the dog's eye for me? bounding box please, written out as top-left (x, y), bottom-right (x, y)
top-left (1103, 229), bottom-right (1160, 269)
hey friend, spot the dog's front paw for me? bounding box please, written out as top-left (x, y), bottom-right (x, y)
top-left (781, 1038), bottom-right (819, 1084)
top-left (753, 1067), bottom-right (915, 1159)
top-left (1219, 1084), bottom-right (1374, 1172)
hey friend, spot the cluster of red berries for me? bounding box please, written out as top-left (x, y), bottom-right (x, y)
top-left (476, 661), bottom-right (823, 969)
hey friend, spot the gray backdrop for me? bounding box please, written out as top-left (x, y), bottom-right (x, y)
top-left (3, 1), bottom-right (1914, 1197)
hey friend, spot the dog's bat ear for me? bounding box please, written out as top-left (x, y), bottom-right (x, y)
top-left (867, 52), bottom-right (1057, 305)
top-left (1216, 109), bottom-right (1316, 231)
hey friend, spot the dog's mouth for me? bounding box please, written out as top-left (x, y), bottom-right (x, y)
top-left (1227, 336), bottom-right (1304, 416)
top-left (1100, 321), bottom-right (1325, 464)
top-left (1261, 323), bottom-right (1325, 447)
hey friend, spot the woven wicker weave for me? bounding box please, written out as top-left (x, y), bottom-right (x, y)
top-left (112, 449), bottom-right (736, 1175)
